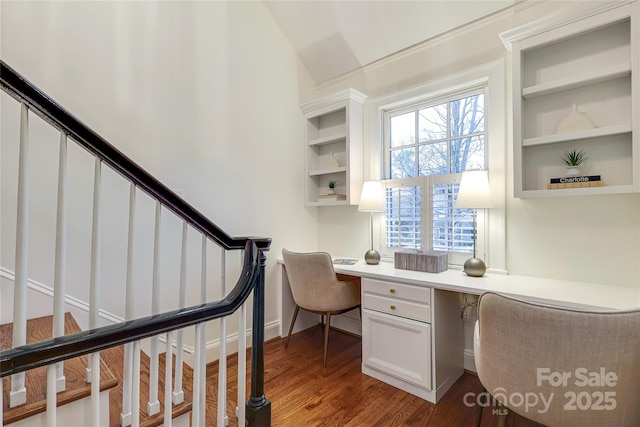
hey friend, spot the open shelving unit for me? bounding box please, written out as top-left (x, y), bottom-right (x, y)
top-left (502, 1), bottom-right (639, 198)
top-left (301, 89), bottom-right (366, 206)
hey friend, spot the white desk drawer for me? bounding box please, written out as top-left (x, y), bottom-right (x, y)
top-left (363, 293), bottom-right (431, 323)
top-left (362, 308), bottom-right (432, 389)
top-left (363, 278), bottom-right (431, 304)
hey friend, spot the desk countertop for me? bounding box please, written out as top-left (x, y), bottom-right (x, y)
top-left (328, 260), bottom-right (640, 311)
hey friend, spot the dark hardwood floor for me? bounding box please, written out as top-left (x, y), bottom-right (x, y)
top-left (206, 325), bottom-right (545, 427)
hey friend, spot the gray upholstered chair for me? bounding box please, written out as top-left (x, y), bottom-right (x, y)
top-left (474, 292), bottom-right (640, 427)
top-left (282, 249), bottom-right (361, 367)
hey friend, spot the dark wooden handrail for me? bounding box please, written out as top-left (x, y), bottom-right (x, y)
top-left (0, 60), bottom-right (270, 251)
top-left (0, 60), bottom-right (271, 425)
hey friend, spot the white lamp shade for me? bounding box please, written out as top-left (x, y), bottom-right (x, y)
top-left (456, 170), bottom-right (492, 209)
top-left (358, 181), bottom-right (385, 212)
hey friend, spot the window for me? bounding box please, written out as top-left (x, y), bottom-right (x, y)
top-left (383, 90), bottom-right (486, 265)
top-left (371, 61), bottom-right (506, 272)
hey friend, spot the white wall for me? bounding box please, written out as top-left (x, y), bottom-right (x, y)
top-left (307, 1), bottom-right (640, 289)
top-left (0, 0), bottom-right (318, 354)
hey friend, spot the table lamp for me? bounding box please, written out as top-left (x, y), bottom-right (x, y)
top-left (358, 181), bottom-right (385, 265)
top-left (455, 170), bottom-right (492, 277)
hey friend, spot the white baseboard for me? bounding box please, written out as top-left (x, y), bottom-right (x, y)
top-left (182, 319), bottom-right (281, 366)
top-left (464, 349), bottom-right (477, 372)
top-left (1, 266), bottom-right (123, 326)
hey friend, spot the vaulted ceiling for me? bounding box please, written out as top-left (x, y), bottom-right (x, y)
top-left (264, 0), bottom-right (519, 84)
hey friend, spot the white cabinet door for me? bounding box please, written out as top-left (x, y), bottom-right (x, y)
top-left (362, 308), bottom-right (432, 390)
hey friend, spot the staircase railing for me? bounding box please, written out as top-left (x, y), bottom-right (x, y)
top-left (0, 60), bottom-right (271, 427)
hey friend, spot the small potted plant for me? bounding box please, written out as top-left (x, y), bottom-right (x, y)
top-left (563, 149), bottom-right (587, 176)
top-left (328, 180), bottom-right (337, 195)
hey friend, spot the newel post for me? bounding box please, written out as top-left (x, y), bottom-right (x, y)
top-left (246, 249), bottom-right (271, 426)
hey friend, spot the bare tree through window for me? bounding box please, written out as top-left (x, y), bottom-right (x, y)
top-left (386, 92), bottom-right (485, 251)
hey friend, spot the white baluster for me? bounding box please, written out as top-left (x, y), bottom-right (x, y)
top-left (173, 221), bottom-right (187, 405)
top-left (10, 103), bottom-right (29, 408)
top-left (201, 236), bottom-right (207, 304)
top-left (237, 302), bottom-right (247, 426)
top-left (199, 237), bottom-right (207, 425)
top-left (46, 364), bottom-right (57, 427)
top-left (218, 250), bottom-right (228, 426)
top-left (237, 249), bottom-right (247, 424)
top-left (148, 201), bottom-right (161, 415)
top-left (53, 132), bottom-right (68, 393)
top-left (86, 158), bottom-right (102, 383)
top-left (91, 348), bottom-right (100, 427)
top-left (199, 239), bottom-right (207, 425)
top-left (122, 183), bottom-right (136, 427)
top-left (132, 340), bottom-right (141, 427)
top-left (164, 331), bottom-right (173, 427)
top-left (192, 236), bottom-right (208, 426)
top-left (199, 325), bottom-right (206, 424)
top-left (192, 323), bottom-right (202, 427)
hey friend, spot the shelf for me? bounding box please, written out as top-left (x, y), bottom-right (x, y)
top-left (522, 63), bottom-right (631, 99)
top-left (506, 2), bottom-right (638, 198)
top-left (306, 199), bottom-right (349, 207)
top-left (308, 166), bottom-right (347, 176)
top-left (520, 184), bottom-right (634, 198)
top-left (308, 132), bottom-right (347, 146)
top-left (523, 123), bottom-right (632, 147)
top-left (302, 88), bottom-right (366, 206)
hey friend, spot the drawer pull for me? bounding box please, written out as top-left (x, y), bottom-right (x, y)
top-left (389, 288), bottom-right (396, 294)
top-left (390, 305), bottom-right (396, 310)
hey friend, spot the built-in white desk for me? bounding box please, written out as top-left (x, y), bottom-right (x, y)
top-left (279, 260), bottom-right (640, 404)
top-left (331, 261), bottom-right (640, 310)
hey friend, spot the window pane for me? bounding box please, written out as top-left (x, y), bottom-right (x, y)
top-left (432, 184), bottom-right (473, 253)
top-left (450, 135), bottom-right (485, 173)
top-left (418, 142), bottom-right (447, 176)
top-left (390, 111), bottom-right (415, 147)
top-left (390, 148), bottom-right (417, 178)
top-left (450, 93), bottom-right (484, 137)
top-left (386, 186), bottom-right (421, 249)
top-left (418, 103), bottom-right (447, 142)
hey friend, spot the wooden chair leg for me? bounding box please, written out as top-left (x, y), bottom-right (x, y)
top-left (496, 404), bottom-right (509, 427)
top-left (285, 305), bottom-right (300, 348)
top-left (323, 312), bottom-right (332, 367)
top-left (475, 386), bottom-right (486, 427)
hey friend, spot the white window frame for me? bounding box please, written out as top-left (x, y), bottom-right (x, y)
top-left (368, 60), bottom-right (506, 273)
top-left (383, 88), bottom-right (487, 265)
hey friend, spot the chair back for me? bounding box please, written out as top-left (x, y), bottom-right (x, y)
top-left (474, 292), bottom-right (640, 427)
top-left (282, 249), bottom-right (342, 311)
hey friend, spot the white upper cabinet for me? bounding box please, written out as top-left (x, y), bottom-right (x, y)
top-left (501, 1), bottom-right (639, 198)
top-left (301, 89), bottom-right (366, 206)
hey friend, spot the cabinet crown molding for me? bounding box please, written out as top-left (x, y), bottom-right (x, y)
top-left (499, 0), bottom-right (633, 51)
top-left (300, 88), bottom-right (367, 115)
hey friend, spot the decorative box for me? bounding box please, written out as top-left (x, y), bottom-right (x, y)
top-left (394, 250), bottom-right (448, 273)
